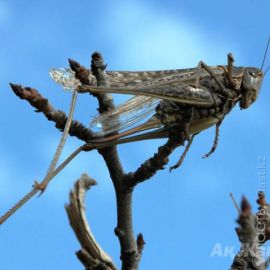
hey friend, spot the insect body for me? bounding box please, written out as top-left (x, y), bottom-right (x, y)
top-left (50, 54), bottom-right (263, 149)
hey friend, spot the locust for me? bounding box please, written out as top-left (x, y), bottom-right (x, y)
top-left (0, 44), bottom-right (268, 225)
top-left (50, 52), bottom-right (264, 162)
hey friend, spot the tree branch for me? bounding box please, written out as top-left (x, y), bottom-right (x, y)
top-left (9, 83), bottom-right (94, 142)
top-left (126, 130), bottom-right (186, 188)
top-left (71, 53), bottom-right (141, 270)
top-left (69, 53), bottom-right (115, 114)
top-left (9, 52), bottom-right (188, 270)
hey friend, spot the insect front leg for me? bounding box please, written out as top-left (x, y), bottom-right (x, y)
top-left (195, 60), bottom-right (234, 99)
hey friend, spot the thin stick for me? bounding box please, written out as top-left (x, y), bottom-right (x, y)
top-left (229, 192), bottom-right (240, 214)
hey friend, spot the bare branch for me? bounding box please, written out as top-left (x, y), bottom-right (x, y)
top-left (87, 53), bottom-right (141, 270)
top-left (9, 83), bottom-right (94, 142)
top-left (126, 133), bottom-right (186, 188)
top-left (9, 52), bottom-right (193, 270)
top-left (65, 173), bottom-right (117, 270)
top-left (69, 53), bottom-right (115, 114)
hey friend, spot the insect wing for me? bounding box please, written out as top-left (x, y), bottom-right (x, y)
top-left (90, 69), bottom-right (199, 136)
top-left (90, 96), bottom-right (160, 136)
top-left (49, 68), bottom-right (81, 90)
top-left (79, 81), bottom-right (217, 107)
top-left (82, 66), bottom-right (224, 107)
top-left (106, 68), bottom-right (196, 88)
top-left (106, 66), bottom-right (223, 88)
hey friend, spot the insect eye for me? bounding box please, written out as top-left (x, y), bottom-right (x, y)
top-left (249, 72), bottom-right (256, 77)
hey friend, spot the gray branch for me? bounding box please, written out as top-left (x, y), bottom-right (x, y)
top-left (70, 53), bottom-right (142, 270)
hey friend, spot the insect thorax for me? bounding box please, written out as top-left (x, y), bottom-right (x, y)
top-left (154, 73), bottom-right (241, 128)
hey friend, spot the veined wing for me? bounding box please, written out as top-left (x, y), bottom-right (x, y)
top-left (90, 96), bottom-right (160, 136)
top-left (90, 69), bottom-right (202, 136)
top-left (49, 67), bottom-right (197, 90)
top-left (49, 68), bottom-right (82, 90)
top-left (50, 65), bottom-right (225, 135)
top-left (106, 66), bottom-right (224, 88)
top-left (106, 68), bottom-right (195, 87)
top-left (87, 67), bottom-right (225, 135)
top-left (50, 65), bottom-right (225, 90)
top-left (79, 79), bottom-right (218, 107)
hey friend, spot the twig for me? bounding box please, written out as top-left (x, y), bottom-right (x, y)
top-left (126, 135), bottom-right (186, 188)
top-left (8, 52), bottom-right (192, 270)
top-left (87, 53), bottom-right (141, 270)
top-left (69, 53), bottom-right (115, 114)
top-left (10, 83), bottom-right (94, 142)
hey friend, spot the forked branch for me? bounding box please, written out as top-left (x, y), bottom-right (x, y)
top-left (10, 83), bottom-right (94, 142)
top-left (4, 52), bottom-right (193, 270)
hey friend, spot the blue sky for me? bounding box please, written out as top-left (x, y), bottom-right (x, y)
top-left (0, 0), bottom-right (270, 269)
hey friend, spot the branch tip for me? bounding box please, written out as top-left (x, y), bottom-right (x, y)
top-left (68, 58), bottom-right (80, 71)
top-left (241, 196), bottom-right (251, 214)
top-left (137, 233), bottom-right (145, 254)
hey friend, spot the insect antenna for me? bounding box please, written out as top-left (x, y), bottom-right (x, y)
top-left (264, 64), bottom-right (270, 76)
top-left (261, 36), bottom-right (270, 70)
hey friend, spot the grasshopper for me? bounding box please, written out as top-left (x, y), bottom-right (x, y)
top-left (48, 50), bottom-right (265, 170)
top-left (51, 53), bottom-right (264, 156)
top-left (0, 44), bottom-right (268, 225)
